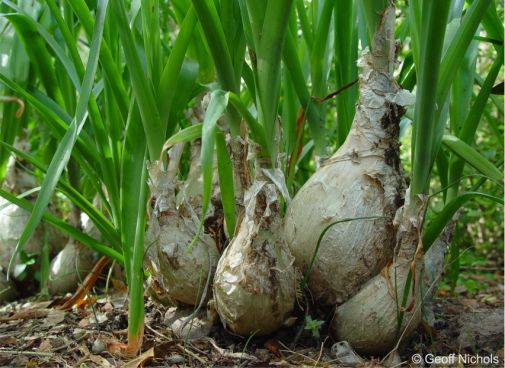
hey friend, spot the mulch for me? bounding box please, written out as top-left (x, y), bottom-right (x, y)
top-left (0, 272), bottom-right (503, 367)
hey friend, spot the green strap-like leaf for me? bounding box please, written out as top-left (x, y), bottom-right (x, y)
top-left (0, 189), bottom-right (124, 265)
top-left (163, 123), bottom-right (203, 151)
top-left (0, 141), bottom-right (120, 249)
top-left (66, 0), bottom-right (129, 115)
top-left (2, 9), bottom-right (63, 105)
top-left (120, 101), bottom-right (148, 344)
top-left (410, 1), bottom-right (451, 198)
top-left (447, 50), bottom-right (503, 201)
top-left (188, 90), bottom-right (229, 251)
top-left (282, 29), bottom-right (323, 152)
top-left (442, 134), bottom-right (503, 183)
top-left (8, 0), bottom-right (109, 275)
top-left (228, 92), bottom-right (267, 151)
top-left (254, 0), bottom-right (294, 158)
top-left (158, 7), bottom-right (197, 125)
top-left (437, 0), bottom-right (491, 108)
top-left (112, 0), bottom-right (164, 160)
top-left (423, 191), bottom-right (504, 250)
top-left (1, 9), bottom-right (80, 88)
top-left (192, 0), bottom-right (238, 93)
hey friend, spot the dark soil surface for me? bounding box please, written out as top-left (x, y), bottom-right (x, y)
top-left (0, 270), bottom-right (503, 367)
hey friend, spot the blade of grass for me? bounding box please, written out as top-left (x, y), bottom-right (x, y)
top-left (191, 0), bottom-right (238, 94)
top-left (435, 148), bottom-right (450, 202)
top-left (1, 6), bottom-right (79, 88)
top-left (243, 0), bottom-right (266, 53)
top-left (295, 0), bottom-right (313, 51)
top-left (0, 75), bottom-right (101, 183)
top-left (281, 68), bottom-right (299, 157)
top-left (39, 225), bottom-right (49, 295)
top-left (479, 0), bottom-right (503, 51)
top-left (167, 61), bottom-right (200, 135)
top-left (141, 0), bottom-right (162, 84)
top-left (301, 215), bottom-right (389, 290)
top-left (220, 0), bottom-right (246, 84)
top-left (310, 0), bottom-right (333, 97)
top-left (0, 31), bottom-right (29, 182)
top-left (448, 40), bottom-right (478, 135)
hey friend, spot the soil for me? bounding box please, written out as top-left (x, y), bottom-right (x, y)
top-left (0, 268), bottom-right (503, 367)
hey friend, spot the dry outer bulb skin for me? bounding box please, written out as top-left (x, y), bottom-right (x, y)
top-left (331, 196), bottom-right (424, 356)
top-left (329, 6), bottom-right (450, 355)
top-left (213, 180), bottom-right (296, 336)
top-left (284, 24), bottom-right (414, 305)
top-left (331, 186), bottom-right (453, 357)
top-left (145, 162), bottom-right (220, 306)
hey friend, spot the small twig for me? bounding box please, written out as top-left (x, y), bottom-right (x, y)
top-left (145, 324), bottom-right (171, 340)
top-left (205, 338), bottom-right (258, 361)
top-left (176, 343), bottom-right (206, 364)
top-left (278, 341), bottom-right (318, 364)
top-left (0, 349), bottom-right (53, 357)
top-left (186, 341), bottom-right (207, 356)
top-left (0, 309), bottom-right (49, 322)
top-left (390, 359), bottom-right (409, 368)
top-left (313, 79), bottom-right (359, 103)
top-left (291, 293), bottom-right (309, 349)
top-left (313, 336), bottom-right (329, 367)
top-left (52, 333), bottom-right (88, 352)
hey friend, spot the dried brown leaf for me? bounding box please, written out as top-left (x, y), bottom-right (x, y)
top-left (0, 335), bottom-right (16, 347)
top-left (0, 309), bottom-right (49, 322)
top-left (42, 309), bottom-right (65, 327)
top-left (87, 354), bottom-right (114, 367)
top-left (122, 347), bottom-right (155, 368)
top-left (38, 339), bottom-right (52, 352)
top-left (78, 317), bottom-right (89, 328)
top-left (264, 339), bottom-right (282, 358)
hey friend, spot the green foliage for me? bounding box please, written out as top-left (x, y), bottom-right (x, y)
top-left (304, 315), bottom-right (325, 339)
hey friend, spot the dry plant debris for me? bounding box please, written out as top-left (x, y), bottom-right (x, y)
top-left (0, 272), bottom-right (502, 368)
